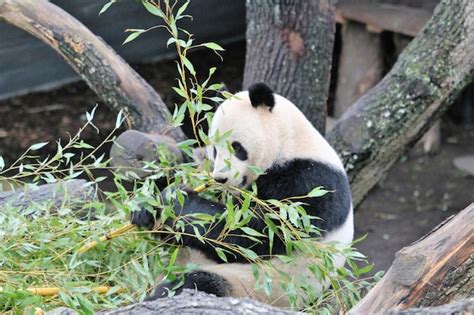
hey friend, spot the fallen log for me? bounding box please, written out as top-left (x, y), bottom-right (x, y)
top-left (349, 203), bottom-right (474, 314)
top-left (0, 179), bottom-right (95, 212)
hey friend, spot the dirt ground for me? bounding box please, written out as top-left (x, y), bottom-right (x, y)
top-left (0, 41), bottom-right (472, 275)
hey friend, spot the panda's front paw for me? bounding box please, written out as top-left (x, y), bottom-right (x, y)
top-left (131, 207), bottom-right (156, 230)
top-left (145, 280), bottom-right (183, 301)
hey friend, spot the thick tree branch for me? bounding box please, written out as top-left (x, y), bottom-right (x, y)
top-left (327, 0), bottom-right (474, 207)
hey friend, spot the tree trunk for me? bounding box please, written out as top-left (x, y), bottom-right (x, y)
top-left (349, 203), bottom-right (473, 314)
top-left (327, 0), bottom-right (474, 208)
top-left (333, 21), bottom-right (384, 118)
top-left (243, 0), bottom-right (336, 133)
top-left (0, 179), bottom-right (95, 212)
top-left (0, 0), bottom-right (185, 140)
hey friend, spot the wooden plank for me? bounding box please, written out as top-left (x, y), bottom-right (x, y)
top-left (336, 2), bottom-right (433, 37)
top-left (333, 22), bottom-right (384, 118)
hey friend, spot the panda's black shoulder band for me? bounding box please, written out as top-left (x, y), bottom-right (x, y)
top-left (248, 83), bottom-right (275, 110)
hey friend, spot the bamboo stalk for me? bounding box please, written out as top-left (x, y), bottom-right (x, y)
top-left (77, 223), bottom-right (136, 254)
top-left (26, 285), bottom-right (126, 296)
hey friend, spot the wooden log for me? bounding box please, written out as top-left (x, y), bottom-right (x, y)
top-left (327, 0), bottom-right (474, 208)
top-left (393, 34), bottom-right (442, 156)
top-left (45, 290), bottom-right (300, 315)
top-left (349, 203), bottom-right (474, 314)
top-left (0, 179), bottom-right (95, 212)
top-left (336, 2), bottom-right (433, 37)
top-left (110, 130), bottom-right (183, 177)
top-left (385, 299), bottom-right (474, 315)
top-left (243, 0), bottom-right (336, 134)
top-left (333, 21), bottom-right (384, 119)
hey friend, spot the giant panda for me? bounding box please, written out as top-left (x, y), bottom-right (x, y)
top-left (131, 83), bottom-right (353, 307)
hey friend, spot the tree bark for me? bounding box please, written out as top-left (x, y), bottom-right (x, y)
top-left (46, 290), bottom-right (300, 315)
top-left (243, 0), bottom-right (336, 133)
top-left (327, 0), bottom-right (474, 207)
top-left (0, 0), bottom-right (186, 140)
top-left (385, 299), bottom-right (474, 315)
top-left (0, 179), bottom-right (95, 212)
top-left (349, 203), bottom-right (474, 314)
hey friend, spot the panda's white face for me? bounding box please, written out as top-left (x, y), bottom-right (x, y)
top-left (208, 91), bottom-right (279, 188)
top-left (207, 83), bottom-right (345, 187)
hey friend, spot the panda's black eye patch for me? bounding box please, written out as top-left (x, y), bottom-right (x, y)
top-left (231, 141), bottom-right (248, 161)
top-left (213, 146), bottom-right (217, 159)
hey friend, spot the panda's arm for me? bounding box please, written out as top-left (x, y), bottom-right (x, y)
top-left (132, 191), bottom-right (276, 262)
top-left (167, 191), bottom-right (278, 262)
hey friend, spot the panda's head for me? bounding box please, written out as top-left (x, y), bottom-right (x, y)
top-left (208, 83), bottom-right (280, 187)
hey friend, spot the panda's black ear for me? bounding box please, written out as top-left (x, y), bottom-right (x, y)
top-left (248, 83), bottom-right (275, 111)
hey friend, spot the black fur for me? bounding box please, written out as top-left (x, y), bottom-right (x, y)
top-left (147, 270), bottom-right (231, 300)
top-left (133, 159), bottom-right (351, 264)
top-left (231, 141), bottom-right (248, 161)
top-left (248, 83), bottom-right (275, 110)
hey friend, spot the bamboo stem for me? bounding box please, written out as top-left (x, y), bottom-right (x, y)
top-left (77, 223), bottom-right (136, 254)
top-left (25, 285), bottom-right (126, 296)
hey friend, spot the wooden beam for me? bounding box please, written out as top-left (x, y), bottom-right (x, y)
top-left (336, 3), bottom-right (433, 37)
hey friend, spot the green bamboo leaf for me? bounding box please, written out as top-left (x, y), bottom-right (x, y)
top-left (142, 1), bottom-right (164, 17)
top-left (123, 30), bottom-right (143, 45)
top-left (182, 56), bottom-right (196, 75)
top-left (29, 142), bottom-right (48, 151)
top-left (202, 42), bottom-right (225, 51)
top-left (215, 247), bottom-right (228, 262)
top-left (240, 227), bottom-right (265, 237)
top-left (176, 0), bottom-right (190, 19)
top-left (308, 186), bottom-right (333, 197)
top-left (99, 0), bottom-right (116, 15)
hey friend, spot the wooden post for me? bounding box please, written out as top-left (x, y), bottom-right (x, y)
top-left (333, 21), bottom-right (384, 118)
